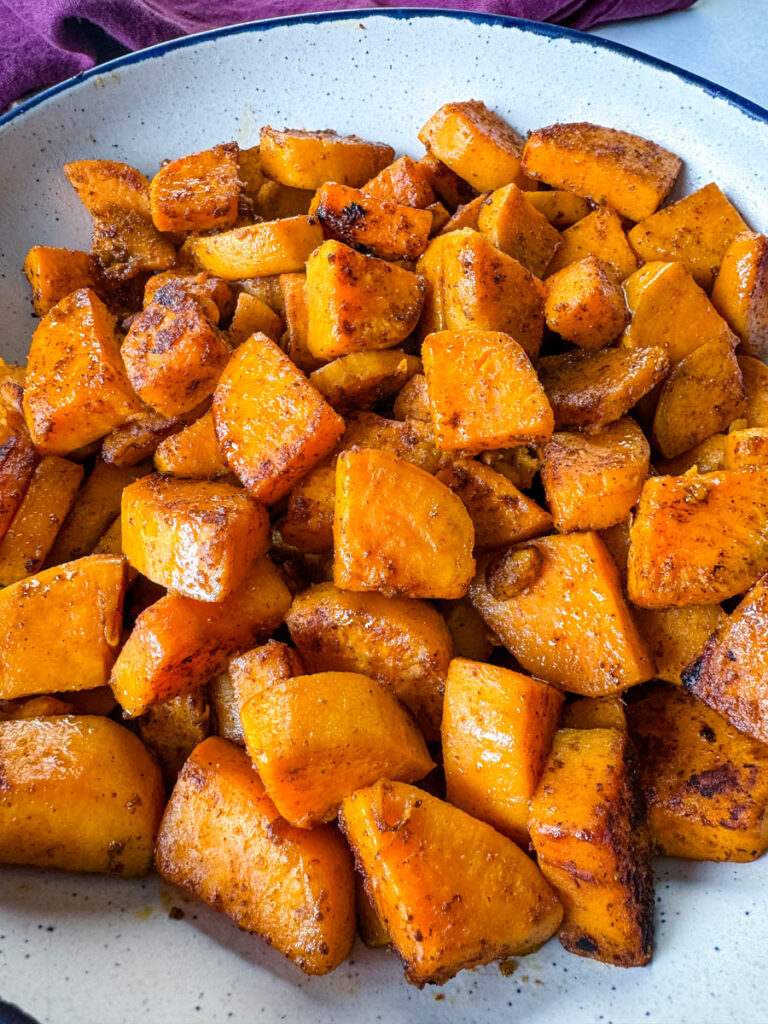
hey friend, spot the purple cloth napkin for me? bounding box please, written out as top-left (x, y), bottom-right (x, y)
top-left (0, 0), bottom-right (696, 111)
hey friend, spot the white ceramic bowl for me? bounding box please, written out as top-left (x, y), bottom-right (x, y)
top-left (1, 12), bottom-right (767, 1024)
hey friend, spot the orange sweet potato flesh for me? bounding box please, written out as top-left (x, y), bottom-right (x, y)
top-left (153, 411), bottom-right (228, 478)
top-left (740, 353), bottom-right (768, 427)
top-left (309, 350), bottom-right (421, 414)
top-left (393, 373), bottom-right (431, 423)
top-left (213, 332), bottom-right (344, 504)
top-left (656, 434), bottom-right (728, 475)
top-left (144, 271), bottom-right (234, 324)
top-left (156, 736), bottom-right (355, 975)
top-left (339, 779), bottom-right (563, 987)
top-left (477, 183), bottom-right (560, 278)
top-left (470, 533), bottom-right (653, 695)
top-left (442, 658), bottom-right (563, 845)
top-left (725, 427), bottom-right (768, 470)
top-left (240, 670), bottom-right (434, 827)
top-left (529, 728), bottom-right (653, 966)
top-left (422, 329), bottom-right (553, 452)
top-left (439, 192), bottom-right (489, 234)
top-left (522, 122), bottom-right (681, 222)
top-left (312, 183), bottom-right (432, 261)
top-left (418, 152), bottom-right (477, 211)
top-left (634, 604), bottom-right (726, 686)
top-left (228, 639), bottom-right (305, 711)
top-left (193, 216), bottom-right (323, 280)
top-left (150, 143), bottom-right (240, 232)
top-left (363, 155), bottom-right (436, 207)
top-left (227, 291), bottom-right (282, 346)
top-left (101, 404), bottom-right (206, 468)
top-left (524, 190), bottom-right (591, 230)
top-left (334, 449), bottom-right (475, 600)
top-left (711, 231), bottom-right (768, 359)
top-left (545, 255), bottom-right (629, 350)
top-left (546, 207), bottom-right (637, 281)
top-left (110, 556), bottom-right (291, 717)
top-left (24, 246), bottom-right (96, 316)
top-left (561, 695), bottom-right (626, 731)
top-left (278, 272), bottom-right (320, 374)
top-left (0, 403), bottom-right (39, 545)
top-left (260, 128), bottom-right (393, 189)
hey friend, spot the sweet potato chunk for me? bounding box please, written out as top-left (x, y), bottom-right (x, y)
top-left (529, 728), bottom-right (653, 966)
top-left (110, 556), bottom-right (290, 716)
top-left (477, 183), bottom-right (560, 278)
top-left (156, 736), bottom-right (355, 974)
top-left (144, 270), bottom-right (234, 324)
top-left (312, 183), bottom-right (432, 261)
top-left (137, 689), bottom-right (210, 787)
top-left (423, 330), bottom-right (553, 452)
top-left (393, 373), bottom-right (431, 422)
top-left (522, 122), bottom-right (680, 221)
top-left (207, 671), bottom-right (245, 745)
top-left (150, 143), bottom-right (240, 232)
top-left (418, 101), bottom-right (526, 192)
top-left (309, 350), bottom-right (421, 414)
top-left (439, 597), bottom-right (495, 662)
top-left (628, 684), bottom-right (768, 861)
top-left (725, 426), bottom-right (768, 470)
top-left (0, 554), bottom-right (127, 700)
top-left (546, 207), bottom-right (637, 281)
top-left (418, 152), bottom-right (477, 211)
top-left (101, 405), bottom-right (202, 467)
top-left (711, 231), bottom-right (768, 358)
top-left (23, 288), bottom-right (141, 455)
top-left (213, 332), bottom-right (344, 504)
top-left (470, 533), bottom-right (653, 695)
top-left (194, 216), bottom-right (322, 280)
top-left (228, 639), bottom-right (305, 709)
top-left (285, 582), bottom-right (451, 740)
top-left (356, 874), bottom-right (391, 948)
top-left (442, 659), bottom-right (563, 845)
top-left (228, 291), bottom-right (282, 346)
top-left (334, 449), bottom-right (475, 600)
top-left (524, 189), bottom-right (591, 229)
top-left (545, 255), bottom-right (629, 350)
top-left (634, 605), bottom-right (726, 686)
top-left (541, 418), bottom-right (650, 532)
top-left (0, 404), bottom-right (38, 545)
top-left (656, 433), bottom-right (728, 475)
top-left (628, 470), bottom-right (768, 607)
top-left (438, 192), bottom-right (489, 234)
top-left (305, 240), bottom-right (424, 360)
top-left (121, 475), bottom-right (269, 601)
top-left (561, 695), bottom-right (626, 730)
top-left (363, 155), bottom-right (435, 207)
top-left (278, 272), bottom-right (320, 374)
top-left (628, 183), bottom-right (749, 291)
top-left (0, 715), bottom-right (164, 875)
top-left (24, 246), bottom-right (96, 316)
top-left (0, 695), bottom-right (79, 720)
top-left (739, 353), bottom-right (768, 427)
top-left (339, 779), bottom-right (562, 986)
top-left (153, 411), bottom-right (227, 478)
top-left (260, 128), bottom-right (393, 189)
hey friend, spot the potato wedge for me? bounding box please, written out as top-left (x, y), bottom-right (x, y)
top-left (150, 143), bottom-right (240, 232)
top-left (260, 127), bottom-right (393, 189)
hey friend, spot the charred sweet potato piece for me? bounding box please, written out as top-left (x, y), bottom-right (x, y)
top-left (227, 291), bottom-right (282, 346)
top-left (109, 556), bottom-right (290, 717)
top-left (309, 350), bottom-right (421, 414)
top-left (546, 207), bottom-right (637, 281)
top-left (156, 736), bottom-right (355, 974)
top-left (312, 183), bottom-right (432, 261)
top-left (393, 373), bottom-right (431, 422)
top-left (260, 128), bottom-right (393, 189)
top-left (656, 434), bottom-right (728, 475)
top-left (0, 554), bottom-right (127, 700)
top-left (628, 183), bottom-right (749, 290)
top-left (213, 332), bottom-right (344, 504)
top-left (144, 270), bottom-right (233, 324)
top-left (442, 658), bottom-right (563, 845)
top-left (634, 605), bottom-right (726, 686)
top-left (193, 216), bottom-right (323, 280)
top-left (334, 449), bottom-right (475, 600)
top-left (363, 155), bottom-right (435, 208)
top-left (24, 246), bottom-right (96, 316)
top-left (529, 728), bottom-right (653, 966)
top-left (523, 189), bottom-right (591, 229)
top-left (153, 411), bottom-right (228, 478)
top-left (23, 288), bottom-right (141, 455)
top-left (101, 405), bottom-right (204, 468)
top-left (711, 231), bottom-right (768, 358)
top-left (477, 183), bottom-right (560, 278)
top-left (470, 533), bottom-right (653, 695)
top-left (418, 152), bottom-right (477, 211)
top-left (137, 689), bottom-right (210, 788)
top-left (285, 582), bottom-right (451, 740)
top-left (545, 255), bottom-right (629, 350)
top-left (150, 143), bottom-right (240, 232)
top-left (725, 426), bottom-right (768, 470)
top-left (628, 470), bottom-right (768, 607)
top-left (561, 695), bottom-right (626, 731)
top-left (339, 779), bottom-right (562, 986)
top-left (522, 122), bottom-right (680, 221)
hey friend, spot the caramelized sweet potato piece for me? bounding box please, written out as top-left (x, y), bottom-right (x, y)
top-left (207, 671), bottom-right (245, 745)
top-left (439, 597), bottom-right (495, 662)
top-left (393, 373), bottom-right (431, 422)
top-left (193, 216), bottom-right (323, 279)
top-left (561, 695), bottom-right (626, 731)
top-left (524, 189), bottom-right (591, 229)
top-left (279, 272), bottom-right (320, 374)
top-left (137, 689), bottom-right (210, 787)
top-left (356, 874), bottom-right (391, 948)
top-left (739, 353), bottom-right (768, 427)
top-left (227, 291), bottom-right (282, 346)
top-left (24, 246), bottom-right (96, 316)
top-left (363, 155), bottom-right (436, 208)
top-left (339, 779), bottom-right (562, 986)
top-left (260, 128), bottom-right (393, 189)
top-left (0, 695), bottom-right (79, 720)
top-left (634, 604), bottom-right (726, 686)
top-left (309, 350), bottom-right (421, 414)
top-left (144, 270), bottom-right (234, 324)
top-left (254, 180), bottom-right (315, 220)
top-left (546, 207), bottom-right (637, 281)
top-left (478, 183), bottom-right (560, 278)
top-left (545, 255), bottom-right (629, 350)
top-left (153, 411), bottom-right (228, 478)
top-left (711, 231), bottom-right (768, 358)
top-left (156, 736), bottom-right (355, 974)
top-left (228, 639), bottom-right (305, 709)
top-left (725, 426), bottom-right (768, 470)
top-left (438, 192), bottom-right (489, 233)
top-left (0, 407), bottom-right (40, 545)
top-left (312, 183), bottom-right (432, 261)
top-left (94, 515), bottom-right (123, 555)
top-left (418, 152), bottom-right (477, 211)
top-left (150, 143), bottom-right (240, 232)
top-left (101, 405), bottom-right (203, 467)
top-left (655, 433), bottom-right (728, 475)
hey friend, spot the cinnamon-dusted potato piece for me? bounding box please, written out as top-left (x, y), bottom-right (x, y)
top-left (418, 100), bottom-right (527, 192)
top-left (470, 533), bottom-right (653, 695)
top-left (285, 582), bottom-right (451, 740)
top-left (137, 689), bottom-right (210, 787)
top-left (0, 554), bottom-right (128, 700)
top-left (523, 189), bottom-right (591, 229)
top-left (309, 350), bottom-right (421, 414)
top-left (110, 556), bottom-right (290, 717)
top-left (561, 695), bottom-right (626, 731)
top-left (101, 404), bottom-right (205, 468)
top-left (260, 127), bottom-right (393, 189)
top-left (207, 671), bottom-right (245, 745)
top-left (334, 449), bottom-right (475, 600)
top-left (311, 183), bottom-right (432, 261)
top-left (529, 728), bottom-right (653, 966)
top-left (541, 418), bottom-right (650, 532)
top-left (546, 207), bottom-right (637, 281)
top-left (740, 353), bottom-right (768, 427)
top-left (213, 332), bottom-right (344, 504)
top-left (418, 152), bottom-right (477, 211)
top-left (305, 240), bottom-right (425, 360)
top-left (154, 411), bottom-right (228, 478)
top-left (545, 255), bottom-right (629, 350)
top-left (279, 272), bottom-right (320, 374)
top-left (94, 516), bottom-right (123, 555)
top-left (0, 402), bottom-right (39, 546)
top-left (724, 426), bottom-right (768, 470)
top-left (0, 695), bottom-right (79, 720)
top-left (339, 779), bottom-right (563, 986)
top-left (478, 183), bottom-right (560, 278)
top-left (438, 192), bottom-right (489, 233)
top-left (156, 736), bottom-right (355, 975)
top-left (363, 155), bottom-right (436, 207)
top-left (393, 373), bottom-right (431, 422)
top-left (229, 639), bottom-right (305, 710)
top-left (0, 715), bottom-right (164, 875)
top-left (227, 291), bottom-right (282, 346)
top-left (150, 143), bottom-right (240, 232)
top-left (121, 475), bottom-right (269, 601)
top-left (24, 246), bottom-right (96, 316)
top-left (144, 270), bottom-right (234, 324)
top-left (711, 231), bottom-right (768, 358)
top-left (439, 597), bottom-right (495, 662)
top-left (422, 329), bottom-right (553, 452)
top-left (240, 671), bottom-right (434, 827)
top-left (193, 216), bottom-right (323, 280)
top-left (628, 684), bottom-right (768, 862)
top-left (656, 434), bottom-right (728, 475)
top-left (356, 874), bottom-right (391, 948)
top-left (442, 658), bottom-right (563, 845)
top-left (634, 605), bottom-right (726, 686)
top-left (522, 122), bottom-right (681, 221)
top-left (254, 180), bottom-right (315, 220)
top-left (628, 470), bottom-right (768, 607)
top-left (23, 288), bottom-right (141, 456)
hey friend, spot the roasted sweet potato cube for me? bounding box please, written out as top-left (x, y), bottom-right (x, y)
top-left (213, 332), bottom-right (344, 504)
top-left (278, 272), bottom-right (320, 373)
top-left (546, 207), bottom-right (637, 281)
top-left (238, 145), bottom-right (265, 197)
top-left (94, 515), bottom-right (123, 555)
top-left (711, 232), bottom-right (768, 358)
top-left (109, 556), bottom-right (290, 717)
top-left (418, 152), bottom-right (477, 211)
top-left (194, 216), bottom-right (323, 280)
top-left (0, 716), bottom-right (164, 875)
top-left (538, 345), bottom-right (669, 429)
top-left (470, 533), bottom-right (653, 695)
top-left (144, 271), bottom-right (234, 324)
top-left (339, 779), bottom-right (562, 986)
top-left (0, 404), bottom-right (39, 545)
top-left (725, 427), bottom-right (768, 470)
top-left (522, 122), bottom-right (680, 221)
top-left (137, 689), bottom-right (210, 788)
top-left (393, 373), bottom-right (431, 422)
top-left (23, 288), bottom-right (141, 455)
top-left (24, 246), bottom-right (96, 316)
top-left (239, 275), bottom-right (285, 314)
top-left (0, 554), bottom-right (127, 700)
top-left (259, 127), bottom-right (393, 189)
top-left (656, 434), bottom-right (728, 475)
top-left (356, 874), bottom-right (391, 948)
top-left (422, 330), bottom-right (553, 452)
top-left (524, 190), bottom-right (591, 230)
top-left (541, 418), bottom-right (650, 532)
top-left (334, 449), bottom-right (475, 599)
top-left (363, 155), bottom-right (436, 207)
top-left (309, 350), bottom-right (421, 414)
top-left (150, 143), bottom-right (240, 232)
top-left (0, 695), bottom-right (79, 720)
top-left (101, 405), bottom-right (204, 468)
top-left (439, 597), bottom-right (495, 662)
top-left (229, 639), bottom-right (305, 709)
top-left (634, 605), bottom-right (726, 686)
top-left (153, 411), bottom-right (228, 478)
top-left (478, 183), bottom-right (560, 278)
top-left (442, 658), bottom-right (563, 845)
top-left (529, 728), bottom-right (653, 966)
top-left (739, 353), bottom-right (768, 427)
top-left (207, 671), bottom-right (245, 745)
top-left (227, 292), bottom-right (282, 346)
top-left (156, 736), bottom-right (355, 974)
top-left (561, 695), bottom-right (626, 730)
top-left (438, 192), bottom-right (489, 233)
top-left (306, 240), bottom-right (425, 360)
top-left (628, 183), bottom-right (749, 291)
top-left (121, 475), bottom-right (269, 601)
top-left (545, 255), bottom-right (629, 350)
top-left (312, 183), bottom-right (432, 261)
top-left (285, 582), bottom-right (452, 740)
top-left (418, 101), bottom-right (527, 193)
top-left (254, 181), bottom-right (315, 219)
top-left (628, 470), bottom-right (768, 607)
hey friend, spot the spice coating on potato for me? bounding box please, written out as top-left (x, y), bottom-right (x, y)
top-left (547, 206), bottom-right (637, 281)
top-left (194, 216), bottom-right (323, 280)
top-left (634, 604), bottom-right (726, 687)
top-left (138, 688), bottom-right (210, 788)
top-left (153, 411), bottom-right (228, 479)
top-left (312, 183), bottom-right (432, 261)
top-left (101, 404), bottom-right (205, 468)
top-left (478, 183), bottom-right (560, 278)
top-left (144, 271), bottom-right (234, 324)
top-left (711, 231), bottom-right (768, 359)
top-left (24, 246), bottom-right (96, 316)
top-left (524, 189), bottom-right (591, 230)
top-left (725, 426), bottom-right (768, 470)
top-left (227, 291), bottom-right (282, 346)
top-left (229, 639), bottom-right (305, 710)
top-left (544, 255), bottom-right (629, 350)
top-left (363, 155), bottom-right (436, 208)
top-left (561, 695), bottom-right (626, 731)
top-left (309, 350), bottom-right (422, 414)
top-left (150, 143), bottom-right (240, 232)
top-left (260, 128), bottom-right (393, 190)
